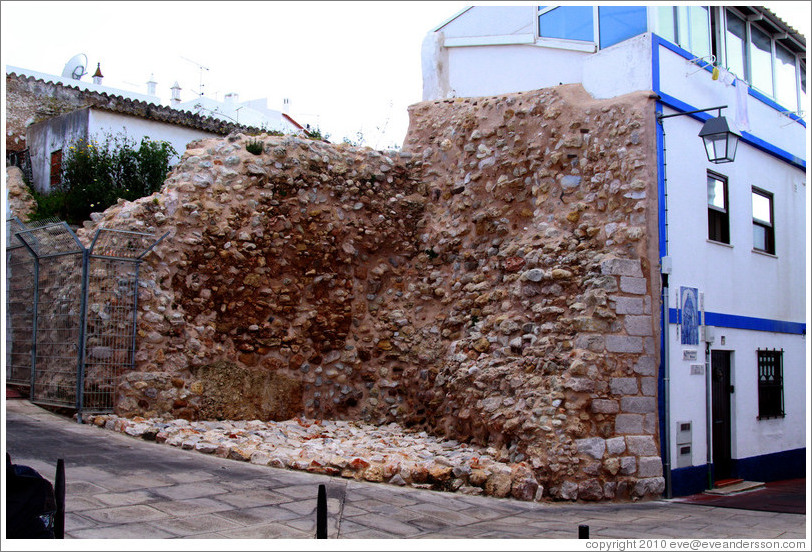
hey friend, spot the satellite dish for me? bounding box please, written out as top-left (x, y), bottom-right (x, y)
top-left (61, 53), bottom-right (88, 80)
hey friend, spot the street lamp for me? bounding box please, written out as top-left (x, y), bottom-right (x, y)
top-left (658, 105), bottom-right (741, 164)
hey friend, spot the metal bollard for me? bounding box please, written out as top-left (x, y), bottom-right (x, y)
top-left (578, 524), bottom-right (589, 539)
top-left (54, 459), bottom-right (65, 539)
top-left (316, 484), bottom-right (327, 538)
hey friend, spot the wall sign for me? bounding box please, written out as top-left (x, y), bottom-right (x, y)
top-left (680, 286), bottom-right (699, 345)
top-left (683, 349), bottom-right (697, 361)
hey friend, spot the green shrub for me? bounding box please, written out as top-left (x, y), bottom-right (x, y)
top-left (32, 133), bottom-right (176, 225)
top-left (246, 138), bottom-right (263, 155)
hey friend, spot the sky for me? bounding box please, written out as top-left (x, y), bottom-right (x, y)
top-left (2, 0), bottom-right (471, 149)
top-left (2, 1), bottom-right (809, 150)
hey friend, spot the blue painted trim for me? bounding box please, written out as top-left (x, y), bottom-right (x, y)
top-left (669, 448), bottom-right (806, 497)
top-left (657, 91), bottom-right (806, 170)
top-left (733, 448), bottom-right (806, 482)
top-left (671, 465), bottom-right (711, 497)
top-left (651, 33), bottom-right (806, 128)
top-left (668, 308), bottom-right (805, 335)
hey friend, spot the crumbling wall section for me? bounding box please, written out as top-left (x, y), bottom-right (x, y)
top-left (81, 84), bottom-right (663, 501)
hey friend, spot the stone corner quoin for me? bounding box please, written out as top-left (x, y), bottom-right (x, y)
top-left (78, 83), bottom-right (663, 502)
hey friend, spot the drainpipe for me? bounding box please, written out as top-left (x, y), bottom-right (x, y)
top-left (661, 267), bottom-right (672, 499)
top-left (702, 293), bottom-right (713, 489)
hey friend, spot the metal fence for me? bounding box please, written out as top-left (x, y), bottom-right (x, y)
top-left (6, 218), bottom-right (166, 419)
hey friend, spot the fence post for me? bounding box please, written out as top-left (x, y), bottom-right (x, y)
top-left (316, 484), bottom-right (327, 538)
top-left (579, 524), bottom-right (589, 539)
top-left (75, 247), bottom-right (90, 424)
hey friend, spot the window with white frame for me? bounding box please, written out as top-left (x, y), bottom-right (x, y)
top-left (752, 188), bottom-right (775, 254)
top-left (652, 6), bottom-right (711, 60)
top-left (707, 172), bottom-right (730, 244)
top-left (719, 7), bottom-right (806, 113)
top-left (537, 5), bottom-right (647, 50)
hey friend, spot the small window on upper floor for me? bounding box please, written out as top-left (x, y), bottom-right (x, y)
top-left (538, 6), bottom-right (594, 42)
top-left (752, 188), bottom-right (775, 255)
top-left (707, 172), bottom-right (729, 244)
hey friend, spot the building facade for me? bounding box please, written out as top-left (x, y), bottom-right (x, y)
top-left (423, 5), bottom-right (807, 497)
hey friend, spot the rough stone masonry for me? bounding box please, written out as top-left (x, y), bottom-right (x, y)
top-left (76, 83), bottom-right (664, 502)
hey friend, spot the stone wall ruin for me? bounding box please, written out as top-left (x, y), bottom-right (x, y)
top-left (77, 84), bottom-right (664, 501)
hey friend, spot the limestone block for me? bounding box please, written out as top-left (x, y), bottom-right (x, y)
top-left (620, 276), bottom-right (647, 294)
top-left (606, 436), bottom-right (626, 455)
top-left (613, 296), bottom-right (644, 315)
top-left (632, 477), bottom-right (665, 498)
top-left (600, 258), bottom-right (643, 277)
top-left (575, 437), bottom-right (606, 459)
top-left (615, 414), bottom-right (644, 434)
top-left (606, 336), bottom-right (643, 353)
top-left (620, 396), bottom-right (656, 413)
top-left (625, 435), bottom-right (658, 456)
top-left (610, 377), bottom-right (638, 395)
top-left (624, 315), bottom-right (653, 336)
top-left (575, 334), bottom-right (605, 352)
top-left (591, 399), bottom-right (619, 414)
top-left (633, 356), bottom-right (657, 376)
top-left (620, 456), bottom-right (637, 475)
top-left (637, 456), bottom-right (664, 477)
top-left (578, 478), bottom-right (604, 500)
top-left (641, 377), bottom-right (657, 396)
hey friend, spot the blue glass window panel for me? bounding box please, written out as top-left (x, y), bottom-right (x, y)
top-left (598, 6), bottom-right (647, 49)
top-left (539, 6), bottom-right (594, 42)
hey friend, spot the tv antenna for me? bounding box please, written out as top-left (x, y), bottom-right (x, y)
top-left (61, 53), bottom-right (88, 80)
top-left (180, 55), bottom-right (209, 98)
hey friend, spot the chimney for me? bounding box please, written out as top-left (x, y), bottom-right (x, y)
top-left (92, 63), bottom-right (104, 85)
top-left (224, 92), bottom-right (238, 104)
top-left (147, 74), bottom-right (157, 96)
top-left (170, 81), bottom-right (182, 106)
top-left (283, 97), bottom-right (290, 114)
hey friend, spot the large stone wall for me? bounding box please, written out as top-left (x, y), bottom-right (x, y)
top-left (78, 84), bottom-right (663, 501)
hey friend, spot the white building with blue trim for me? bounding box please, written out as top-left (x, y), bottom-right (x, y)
top-left (422, 5), bottom-right (806, 497)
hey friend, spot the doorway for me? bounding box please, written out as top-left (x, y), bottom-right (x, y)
top-left (711, 350), bottom-right (733, 481)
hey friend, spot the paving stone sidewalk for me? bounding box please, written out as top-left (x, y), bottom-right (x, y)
top-left (4, 400), bottom-right (807, 540)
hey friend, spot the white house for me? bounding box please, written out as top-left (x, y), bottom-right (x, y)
top-left (7, 66), bottom-right (262, 194)
top-left (423, 5), bottom-right (807, 497)
top-left (172, 93), bottom-right (306, 135)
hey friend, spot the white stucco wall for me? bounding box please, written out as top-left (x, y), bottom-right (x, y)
top-left (582, 33), bottom-right (653, 99)
top-left (26, 109), bottom-right (90, 193)
top-left (656, 45), bottom-right (806, 161)
top-left (435, 5), bottom-right (536, 38)
top-left (661, 108), bottom-right (806, 467)
top-left (87, 110), bottom-right (222, 163)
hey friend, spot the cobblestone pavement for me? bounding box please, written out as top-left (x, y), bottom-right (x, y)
top-left (4, 400), bottom-right (808, 541)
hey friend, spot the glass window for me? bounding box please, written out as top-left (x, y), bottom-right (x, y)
top-left (750, 25), bottom-right (774, 95)
top-left (688, 6), bottom-right (711, 60)
top-left (752, 188), bottom-right (774, 254)
top-left (725, 11), bottom-right (747, 81)
top-left (654, 6), bottom-right (677, 43)
top-left (775, 43), bottom-right (798, 111)
top-left (707, 172), bottom-right (729, 244)
top-left (598, 6), bottom-right (647, 49)
top-left (539, 6), bottom-right (594, 42)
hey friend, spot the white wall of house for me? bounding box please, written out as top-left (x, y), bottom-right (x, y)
top-left (87, 110), bottom-right (221, 163)
top-left (26, 109), bottom-right (90, 193)
top-left (26, 108), bottom-right (222, 193)
top-left (423, 5), bottom-right (807, 491)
